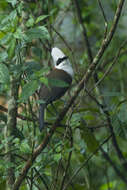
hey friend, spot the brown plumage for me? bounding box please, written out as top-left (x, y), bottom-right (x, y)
top-left (39, 68), bottom-right (72, 131)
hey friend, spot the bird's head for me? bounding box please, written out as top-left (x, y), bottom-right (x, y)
top-left (51, 47), bottom-right (74, 77)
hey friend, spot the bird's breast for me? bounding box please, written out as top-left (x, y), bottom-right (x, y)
top-left (39, 68), bottom-right (72, 104)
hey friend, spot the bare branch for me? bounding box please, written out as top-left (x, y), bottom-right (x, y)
top-left (97, 0), bottom-right (108, 38)
top-left (72, 0), bottom-right (93, 63)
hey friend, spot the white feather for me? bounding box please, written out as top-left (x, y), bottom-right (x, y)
top-left (51, 47), bottom-right (74, 78)
top-left (51, 47), bottom-right (65, 63)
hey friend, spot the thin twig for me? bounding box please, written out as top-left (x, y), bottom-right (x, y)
top-left (93, 39), bottom-right (127, 90)
top-left (97, 0), bottom-right (108, 38)
top-left (0, 104), bottom-right (34, 122)
top-left (60, 112), bottom-right (73, 190)
top-left (34, 168), bottom-right (49, 190)
top-left (51, 25), bottom-right (72, 52)
top-left (72, 0), bottom-right (93, 63)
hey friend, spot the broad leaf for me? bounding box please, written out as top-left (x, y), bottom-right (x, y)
top-left (0, 52), bottom-right (8, 62)
top-left (40, 77), bottom-right (48, 86)
top-left (25, 26), bottom-right (49, 42)
top-left (14, 28), bottom-right (25, 40)
top-left (0, 64), bottom-right (10, 83)
top-left (20, 141), bottom-right (31, 154)
top-left (81, 120), bottom-right (99, 153)
top-left (20, 80), bottom-right (38, 102)
top-left (48, 78), bottom-right (69, 87)
top-left (35, 15), bottom-right (49, 23)
top-left (26, 16), bottom-right (35, 27)
top-left (6, 0), bottom-right (18, 6)
top-left (0, 33), bottom-right (13, 45)
top-left (8, 38), bottom-right (16, 59)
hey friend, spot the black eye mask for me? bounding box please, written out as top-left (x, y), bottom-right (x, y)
top-left (56, 56), bottom-right (68, 65)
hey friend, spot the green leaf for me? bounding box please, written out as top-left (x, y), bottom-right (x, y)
top-left (31, 47), bottom-right (42, 60)
top-left (20, 141), bottom-right (31, 154)
top-left (74, 184), bottom-right (86, 190)
top-left (0, 33), bottom-right (13, 45)
top-left (44, 170), bottom-right (51, 177)
top-left (80, 120), bottom-right (99, 153)
top-left (0, 51), bottom-right (8, 62)
top-left (0, 31), bottom-right (5, 40)
top-left (40, 77), bottom-right (48, 86)
top-left (0, 64), bottom-right (10, 83)
top-left (1, 10), bottom-right (18, 32)
top-left (35, 67), bottom-right (49, 77)
top-left (71, 113), bottom-right (81, 127)
top-left (48, 78), bottom-right (69, 87)
top-left (24, 61), bottom-right (42, 78)
top-left (14, 28), bottom-right (24, 40)
top-left (35, 15), bottom-right (49, 23)
top-left (54, 153), bottom-right (61, 162)
top-left (36, 99), bottom-right (46, 104)
top-left (118, 103), bottom-right (127, 123)
top-left (25, 26), bottom-right (49, 42)
top-left (9, 9), bottom-right (17, 21)
top-left (0, 2), bottom-right (8, 11)
top-left (0, 179), bottom-right (6, 190)
top-left (6, 0), bottom-right (18, 6)
top-left (20, 80), bottom-right (38, 102)
top-left (8, 38), bottom-right (16, 59)
top-left (26, 16), bottom-right (35, 27)
top-left (100, 180), bottom-right (117, 190)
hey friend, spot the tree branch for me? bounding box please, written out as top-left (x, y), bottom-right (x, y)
top-left (0, 104), bottom-right (34, 122)
top-left (72, 0), bottom-right (93, 63)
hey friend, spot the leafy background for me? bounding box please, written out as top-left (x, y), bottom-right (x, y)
top-left (0, 0), bottom-right (127, 190)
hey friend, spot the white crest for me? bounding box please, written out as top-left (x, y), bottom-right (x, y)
top-left (51, 47), bottom-right (65, 64)
top-left (51, 47), bottom-right (74, 78)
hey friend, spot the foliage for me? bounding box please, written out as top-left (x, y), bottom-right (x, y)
top-left (0, 0), bottom-right (127, 190)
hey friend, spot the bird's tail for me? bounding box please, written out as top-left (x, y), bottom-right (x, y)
top-left (39, 104), bottom-right (45, 131)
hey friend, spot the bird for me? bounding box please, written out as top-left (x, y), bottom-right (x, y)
top-left (39, 47), bottom-right (74, 131)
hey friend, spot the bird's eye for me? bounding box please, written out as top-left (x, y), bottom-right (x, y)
top-left (56, 56), bottom-right (68, 65)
